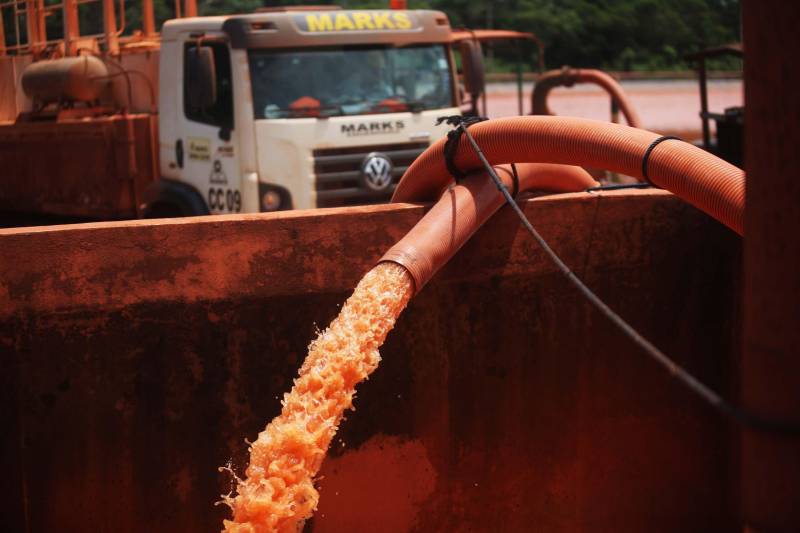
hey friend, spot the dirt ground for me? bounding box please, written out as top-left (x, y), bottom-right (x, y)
top-left (486, 78), bottom-right (743, 141)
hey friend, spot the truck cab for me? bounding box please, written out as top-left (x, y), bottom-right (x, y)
top-left (155, 8), bottom-right (459, 215)
top-left (1, 3), bottom-right (498, 222)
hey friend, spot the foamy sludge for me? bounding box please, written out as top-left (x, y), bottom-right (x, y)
top-left (223, 262), bottom-right (413, 532)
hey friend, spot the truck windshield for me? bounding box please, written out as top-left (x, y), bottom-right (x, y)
top-left (249, 44), bottom-right (454, 119)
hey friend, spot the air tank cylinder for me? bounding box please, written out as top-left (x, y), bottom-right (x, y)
top-left (21, 56), bottom-right (110, 104)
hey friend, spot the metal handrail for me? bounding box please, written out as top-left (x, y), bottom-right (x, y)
top-left (2, 0), bottom-right (155, 56)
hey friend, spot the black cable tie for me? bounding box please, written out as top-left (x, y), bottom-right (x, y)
top-left (641, 135), bottom-right (682, 187)
top-left (437, 115), bottom-right (488, 182)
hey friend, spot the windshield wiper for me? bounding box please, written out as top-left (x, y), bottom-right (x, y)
top-left (281, 104), bottom-right (344, 118)
top-left (374, 96), bottom-right (428, 113)
top-left (317, 105), bottom-right (345, 118)
top-left (403, 99), bottom-right (427, 112)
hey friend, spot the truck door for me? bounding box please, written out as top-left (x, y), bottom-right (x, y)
top-left (178, 37), bottom-right (243, 214)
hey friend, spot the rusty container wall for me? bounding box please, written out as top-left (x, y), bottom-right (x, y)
top-left (742, 1), bottom-right (800, 530)
top-left (0, 190), bottom-right (741, 532)
top-left (0, 114), bottom-right (157, 219)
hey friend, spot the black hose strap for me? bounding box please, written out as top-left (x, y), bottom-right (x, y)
top-left (437, 115), bottom-right (488, 183)
top-left (587, 183), bottom-right (651, 192)
top-left (509, 162), bottom-right (520, 199)
top-left (641, 135), bottom-right (682, 187)
top-left (442, 129), bottom-right (467, 181)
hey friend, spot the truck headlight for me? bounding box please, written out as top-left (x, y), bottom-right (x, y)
top-left (262, 190), bottom-right (282, 211)
top-left (258, 183), bottom-right (292, 212)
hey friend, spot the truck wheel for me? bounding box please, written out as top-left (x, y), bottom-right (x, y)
top-left (142, 202), bottom-right (184, 219)
top-left (141, 180), bottom-right (210, 218)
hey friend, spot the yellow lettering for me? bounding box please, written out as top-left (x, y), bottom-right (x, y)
top-left (372, 12), bottom-right (394, 30)
top-left (334, 13), bottom-right (355, 31)
top-left (352, 12), bottom-right (375, 30)
top-left (392, 12), bottom-right (412, 29)
top-left (306, 13), bottom-right (333, 32)
top-left (305, 10), bottom-right (414, 32)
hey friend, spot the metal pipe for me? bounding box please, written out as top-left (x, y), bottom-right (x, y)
top-left (142, 0), bottom-right (155, 37)
top-left (532, 68), bottom-right (642, 128)
top-left (125, 116), bottom-right (141, 216)
top-left (14, 0), bottom-right (21, 51)
top-left (184, 0), bottom-right (196, 17)
top-left (515, 39), bottom-right (523, 115)
top-left (25, 0), bottom-right (40, 52)
top-left (102, 0), bottom-right (118, 54)
top-left (36, 0), bottom-right (45, 45)
top-left (0, 8), bottom-right (6, 56)
top-left (698, 59), bottom-right (711, 149)
top-left (62, 0), bottom-right (79, 56)
top-left (115, 0), bottom-right (125, 36)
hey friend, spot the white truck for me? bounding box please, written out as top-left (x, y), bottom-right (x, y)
top-left (0, 3), bottom-right (500, 219)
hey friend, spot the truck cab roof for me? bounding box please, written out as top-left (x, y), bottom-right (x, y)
top-left (161, 9), bottom-right (452, 48)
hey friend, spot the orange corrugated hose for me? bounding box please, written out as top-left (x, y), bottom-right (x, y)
top-left (532, 68), bottom-right (642, 128)
top-left (381, 161), bottom-right (597, 293)
top-left (382, 116), bottom-right (743, 292)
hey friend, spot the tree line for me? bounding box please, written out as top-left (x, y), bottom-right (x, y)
top-left (417, 0), bottom-right (741, 71)
top-left (5, 0), bottom-right (741, 71)
top-left (216, 0), bottom-right (741, 71)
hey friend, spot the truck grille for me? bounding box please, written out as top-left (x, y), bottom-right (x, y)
top-left (313, 142), bottom-right (428, 208)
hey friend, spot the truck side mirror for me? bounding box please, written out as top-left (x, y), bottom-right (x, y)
top-left (186, 46), bottom-right (217, 110)
top-left (459, 40), bottom-right (485, 101)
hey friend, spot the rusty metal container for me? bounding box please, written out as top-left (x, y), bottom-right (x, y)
top-left (0, 190), bottom-right (741, 532)
top-left (0, 114), bottom-right (157, 219)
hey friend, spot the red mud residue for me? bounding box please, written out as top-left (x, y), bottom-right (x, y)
top-left (314, 435), bottom-right (437, 533)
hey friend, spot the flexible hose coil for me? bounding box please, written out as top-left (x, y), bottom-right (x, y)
top-left (383, 116), bottom-right (744, 292)
top-left (392, 116), bottom-right (743, 234)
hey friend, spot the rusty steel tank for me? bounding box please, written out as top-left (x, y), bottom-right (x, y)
top-left (0, 189), bottom-right (742, 532)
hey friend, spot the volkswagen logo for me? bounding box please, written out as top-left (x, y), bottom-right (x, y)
top-left (361, 152), bottom-right (393, 192)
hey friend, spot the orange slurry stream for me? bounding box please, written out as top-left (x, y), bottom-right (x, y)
top-left (222, 262), bottom-right (413, 533)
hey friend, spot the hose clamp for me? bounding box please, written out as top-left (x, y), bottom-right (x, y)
top-left (641, 135), bottom-right (683, 187)
top-left (436, 115), bottom-right (487, 183)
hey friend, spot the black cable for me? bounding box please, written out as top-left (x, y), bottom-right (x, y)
top-left (83, 50), bottom-right (158, 110)
top-left (455, 122), bottom-right (800, 438)
top-left (586, 183), bottom-right (651, 192)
